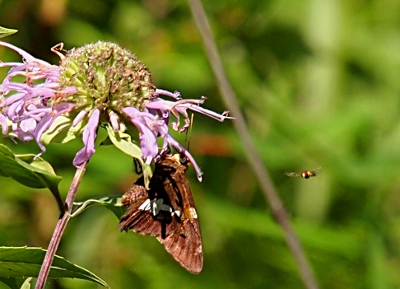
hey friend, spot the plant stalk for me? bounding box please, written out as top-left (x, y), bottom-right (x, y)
top-left (35, 161), bottom-right (88, 289)
top-left (187, 1), bottom-right (320, 288)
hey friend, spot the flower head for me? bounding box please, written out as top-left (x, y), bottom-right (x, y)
top-left (0, 41), bottom-right (231, 181)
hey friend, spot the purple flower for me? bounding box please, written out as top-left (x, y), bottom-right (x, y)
top-left (0, 41), bottom-right (231, 180)
top-left (73, 108), bottom-right (99, 166)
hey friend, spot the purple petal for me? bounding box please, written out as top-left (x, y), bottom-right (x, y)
top-left (72, 110), bottom-right (88, 127)
top-left (0, 41), bottom-right (52, 67)
top-left (35, 103), bottom-right (75, 154)
top-left (12, 122), bottom-right (34, 142)
top-left (73, 108), bottom-right (100, 167)
top-left (109, 111), bottom-right (120, 131)
top-left (26, 107), bottom-right (52, 121)
top-left (20, 118), bottom-right (37, 132)
top-left (7, 100), bottom-right (24, 120)
top-left (154, 89), bottom-right (181, 100)
top-left (0, 92), bottom-right (25, 108)
top-left (163, 134), bottom-right (203, 181)
top-left (122, 107), bottom-right (160, 163)
top-left (0, 114), bottom-right (8, 134)
top-left (186, 104), bottom-right (233, 122)
top-left (145, 96), bottom-right (232, 134)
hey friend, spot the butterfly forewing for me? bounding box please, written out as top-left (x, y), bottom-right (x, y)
top-left (119, 154), bottom-right (203, 274)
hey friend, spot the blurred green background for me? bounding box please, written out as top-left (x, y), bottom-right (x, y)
top-left (1, 0), bottom-right (400, 288)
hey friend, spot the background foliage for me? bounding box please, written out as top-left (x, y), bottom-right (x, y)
top-left (1, 0), bottom-right (400, 288)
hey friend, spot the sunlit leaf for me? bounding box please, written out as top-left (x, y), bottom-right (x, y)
top-left (72, 195), bottom-right (124, 219)
top-left (41, 115), bottom-right (86, 145)
top-left (0, 247), bottom-right (109, 288)
top-left (16, 155), bottom-right (57, 175)
top-left (104, 124), bottom-right (142, 160)
top-left (0, 145), bottom-right (64, 213)
top-left (0, 27), bottom-right (17, 38)
top-left (104, 124), bottom-right (152, 188)
top-left (20, 278), bottom-right (32, 289)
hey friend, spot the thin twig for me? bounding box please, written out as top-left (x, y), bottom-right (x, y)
top-left (35, 161), bottom-right (88, 289)
top-left (187, 1), bottom-right (319, 288)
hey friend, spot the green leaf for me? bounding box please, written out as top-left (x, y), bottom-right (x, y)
top-left (41, 114), bottom-right (87, 145)
top-left (20, 278), bottom-right (32, 289)
top-left (0, 167), bottom-right (10, 177)
top-left (72, 195), bottom-right (125, 219)
top-left (0, 27), bottom-right (18, 39)
top-left (16, 155), bottom-right (57, 175)
top-left (0, 277), bottom-right (19, 289)
top-left (0, 247), bottom-right (109, 288)
top-left (0, 145), bottom-right (64, 214)
top-left (104, 124), bottom-right (142, 159)
top-left (104, 124), bottom-right (152, 188)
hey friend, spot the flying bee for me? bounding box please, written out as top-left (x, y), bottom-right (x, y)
top-left (286, 168), bottom-right (321, 179)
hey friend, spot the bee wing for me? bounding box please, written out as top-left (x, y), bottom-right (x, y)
top-left (313, 167), bottom-right (322, 174)
top-left (309, 167), bottom-right (322, 176)
top-left (286, 171), bottom-right (301, 177)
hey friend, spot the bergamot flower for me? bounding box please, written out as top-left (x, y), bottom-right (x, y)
top-left (0, 41), bottom-right (231, 181)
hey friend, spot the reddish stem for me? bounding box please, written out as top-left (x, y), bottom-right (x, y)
top-left (35, 161), bottom-right (88, 289)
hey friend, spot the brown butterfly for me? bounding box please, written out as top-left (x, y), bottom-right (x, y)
top-left (119, 153), bottom-right (203, 274)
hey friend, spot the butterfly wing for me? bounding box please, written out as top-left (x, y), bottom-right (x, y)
top-left (119, 155), bottom-right (203, 274)
top-left (119, 181), bottom-right (169, 236)
top-left (156, 161), bottom-right (203, 274)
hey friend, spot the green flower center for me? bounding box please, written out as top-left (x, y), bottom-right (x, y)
top-left (57, 41), bottom-right (155, 112)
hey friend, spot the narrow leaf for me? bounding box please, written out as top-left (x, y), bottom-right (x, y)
top-left (0, 247), bottom-right (109, 288)
top-left (41, 115), bottom-right (86, 145)
top-left (0, 27), bottom-right (18, 38)
top-left (20, 278), bottom-right (32, 289)
top-left (104, 124), bottom-right (143, 159)
top-left (72, 195), bottom-right (124, 219)
top-left (104, 124), bottom-right (152, 188)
